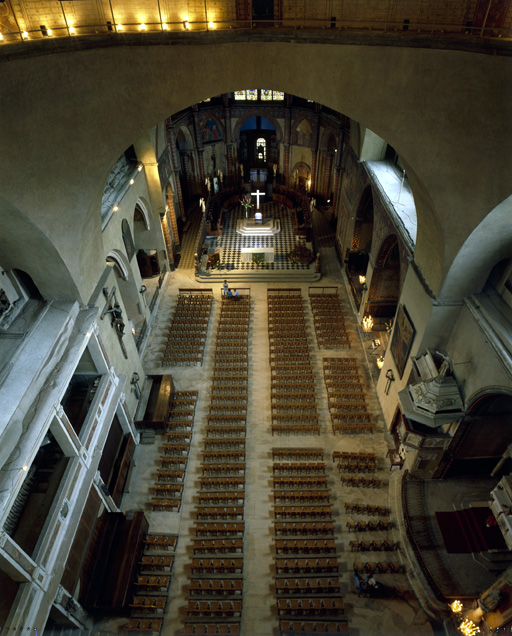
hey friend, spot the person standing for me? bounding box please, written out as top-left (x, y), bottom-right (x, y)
top-left (223, 280), bottom-right (229, 296)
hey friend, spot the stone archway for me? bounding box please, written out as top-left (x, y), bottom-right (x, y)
top-left (365, 234), bottom-right (400, 330)
top-left (291, 161), bottom-right (311, 192)
top-left (346, 186), bottom-right (374, 308)
top-left (106, 249), bottom-right (143, 335)
top-left (0, 37), bottom-right (510, 304)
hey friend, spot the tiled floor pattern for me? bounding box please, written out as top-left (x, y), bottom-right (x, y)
top-left (215, 205), bottom-right (311, 271)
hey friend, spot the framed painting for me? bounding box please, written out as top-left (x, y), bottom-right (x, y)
top-left (390, 304), bottom-right (415, 379)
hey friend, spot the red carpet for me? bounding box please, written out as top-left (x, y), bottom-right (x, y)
top-left (436, 507), bottom-right (507, 554)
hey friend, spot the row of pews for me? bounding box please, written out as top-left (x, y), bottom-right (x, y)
top-left (268, 289), bottom-right (320, 436)
top-left (176, 292), bottom-right (251, 636)
top-left (322, 358), bottom-right (373, 434)
top-left (161, 289), bottom-right (213, 366)
top-left (120, 533), bottom-right (178, 634)
top-left (309, 288), bottom-right (351, 349)
top-left (151, 390), bottom-right (198, 512)
top-left (271, 449), bottom-right (350, 636)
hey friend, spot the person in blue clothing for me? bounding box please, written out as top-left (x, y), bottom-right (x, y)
top-left (226, 288), bottom-right (233, 299)
top-left (232, 289), bottom-right (240, 301)
top-left (353, 570), bottom-right (369, 594)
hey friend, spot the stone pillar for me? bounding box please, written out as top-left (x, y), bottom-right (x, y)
top-left (226, 144), bottom-right (234, 186)
top-left (283, 145), bottom-right (290, 186)
top-left (166, 124), bottom-right (187, 221)
top-left (324, 152), bottom-right (333, 200)
top-left (198, 149), bottom-right (206, 193)
top-left (132, 133), bottom-right (165, 218)
top-left (284, 108), bottom-right (291, 186)
top-left (310, 152), bottom-right (317, 195)
top-left (166, 188), bottom-right (180, 250)
top-left (332, 166), bottom-right (342, 220)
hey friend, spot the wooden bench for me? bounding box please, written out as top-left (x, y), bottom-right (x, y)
top-left (275, 577), bottom-right (341, 594)
top-left (198, 493), bottom-right (244, 506)
top-left (120, 618), bottom-right (162, 633)
top-left (196, 506), bottom-right (244, 521)
top-left (191, 558), bottom-right (243, 574)
top-left (192, 538), bottom-right (243, 554)
top-left (273, 449), bottom-right (324, 461)
top-left (280, 620), bottom-right (349, 634)
top-left (275, 539), bottom-right (337, 555)
top-left (188, 578), bottom-right (243, 594)
top-left (277, 597), bottom-right (344, 615)
top-left (273, 476), bottom-right (328, 489)
top-left (186, 599), bottom-right (242, 617)
top-left (134, 575), bottom-right (170, 592)
top-left (129, 596), bottom-right (167, 613)
top-left (176, 625), bottom-right (240, 635)
top-left (151, 498), bottom-right (181, 511)
top-left (275, 557), bottom-right (339, 574)
top-left (143, 534), bottom-right (177, 551)
top-left (138, 555), bottom-right (174, 571)
top-left (274, 521), bottom-right (335, 536)
top-left (274, 506), bottom-right (332, 520)
top-left (274, 491), bottom-right (330, 504)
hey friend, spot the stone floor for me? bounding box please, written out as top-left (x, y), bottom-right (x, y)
top-left (116, 246), bottom-right (437, 636)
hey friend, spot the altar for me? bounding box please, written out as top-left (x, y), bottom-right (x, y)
top-left (240, 246), bottom-right (275, 263)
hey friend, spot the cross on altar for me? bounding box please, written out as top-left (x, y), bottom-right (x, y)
top-left (251, 189), bottom-right (264, 210)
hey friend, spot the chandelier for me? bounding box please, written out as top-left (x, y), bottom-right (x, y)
top-left (362, 315), bottom-right (373, 333)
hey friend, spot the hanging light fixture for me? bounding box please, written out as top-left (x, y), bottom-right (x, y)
top-left (362, 315), bottom-right (373, 333)
top-left (459, 618), bottom-right (480, 635)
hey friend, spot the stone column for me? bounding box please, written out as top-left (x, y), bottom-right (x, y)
top-left (166, 123), bottom-right (187, 221)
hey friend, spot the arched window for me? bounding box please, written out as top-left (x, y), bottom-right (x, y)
top-left (256, 138), bottom-right (266, 161)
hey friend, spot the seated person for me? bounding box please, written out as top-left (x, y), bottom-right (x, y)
top-left (232, 289), bottom-right (240, 301)
top-left (365, 573), bottom-right (381, 595)
top-left (226, 289), bottom-right (233, 299)
top-left (353, 570), bottom-right (369, 595)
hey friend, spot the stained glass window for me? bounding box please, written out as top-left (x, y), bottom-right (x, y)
top-left (234, 91), bottom-right (246, 100)
top-left (261, 89), bottom-right (272, 101)
top-left (256, 137), bottom-right (266, 161)
top-left (247, 89), bottom-right (258, 101)
top-left (272, 91), bottom-right (284, 100)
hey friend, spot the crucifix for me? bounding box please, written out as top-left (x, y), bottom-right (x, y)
top-left (251, 188), bottom-right (264, 211)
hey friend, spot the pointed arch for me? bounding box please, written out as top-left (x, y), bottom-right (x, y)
top-left (366, 234), bottom-right (401, 328)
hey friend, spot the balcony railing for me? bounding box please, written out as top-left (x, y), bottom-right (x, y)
top-left (0, 1), bottom-right (510, 48)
